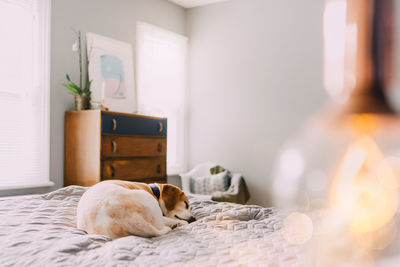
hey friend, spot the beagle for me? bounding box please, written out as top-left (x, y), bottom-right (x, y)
top-left (76, 180), bottom-right (195, 239)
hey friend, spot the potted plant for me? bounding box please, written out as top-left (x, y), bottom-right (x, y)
top-left (63, 29), bottom-right (92, 110)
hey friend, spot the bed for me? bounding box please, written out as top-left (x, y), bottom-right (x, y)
top-left (0, 186), bottom-right (306, 266)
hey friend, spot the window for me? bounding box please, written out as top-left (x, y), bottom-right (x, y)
top-left (0, 0), bottom-right (52, 188)
top-left (136, 22), bottom-right (188, 175)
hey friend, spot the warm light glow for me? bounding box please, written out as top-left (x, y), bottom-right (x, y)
top-left (309, 115), bottom-right (400, 264)
top-left (330, 134), bottom-right (398, 235)
top-left (281, 212), bottom-right (313, 245)
top-left (354, 218), bottom-right (397, 251)
top-left (350, 114), bottom-right (379, 134)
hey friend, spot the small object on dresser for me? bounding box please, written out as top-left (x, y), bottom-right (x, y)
top-left (90, 100), bottom-right (109, 111)
top-left (74, 94), bottom-right (91, 110)
top-left (63, 29), bottom-right (92, 111)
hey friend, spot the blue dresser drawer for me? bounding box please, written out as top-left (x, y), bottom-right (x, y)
top-left (102, 113), bottom-right (167, 136)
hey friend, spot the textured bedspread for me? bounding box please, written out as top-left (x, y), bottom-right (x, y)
top-left (0, 186), bottom-right (304, 266)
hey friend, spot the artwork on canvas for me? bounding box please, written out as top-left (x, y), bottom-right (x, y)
top-left (87, 33), bottom-right (135, 113)
top-left (101, 55), bottom-right (126, 99)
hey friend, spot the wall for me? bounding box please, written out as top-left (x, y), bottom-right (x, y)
top-left (0, 0), bottom-right (186, 197)
top-left (187, 0), bottom-right (327, 206)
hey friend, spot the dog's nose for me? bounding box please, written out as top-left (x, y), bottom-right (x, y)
top-left (187, 216), bottom-right (196, 223)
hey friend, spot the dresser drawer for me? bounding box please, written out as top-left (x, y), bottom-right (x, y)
top-left (102, 158), bottom-right (166, 180)
top-left (102, 113), bottom-right (167, 136)
top-left (102, 135), bottom-right (166, 158)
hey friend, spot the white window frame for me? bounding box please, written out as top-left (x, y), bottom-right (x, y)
top-left (39, 0), bottom-right (52, 189)
top-left (136, 21), bottom-right (188, 175)
top-left (0, 0), bottom-right (52, 190)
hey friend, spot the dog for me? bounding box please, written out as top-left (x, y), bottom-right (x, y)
top-left (77, 180), bottom-right (195, 239)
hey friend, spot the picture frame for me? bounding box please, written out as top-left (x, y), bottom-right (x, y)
top-left (87, 32), bottom-right (136, 113)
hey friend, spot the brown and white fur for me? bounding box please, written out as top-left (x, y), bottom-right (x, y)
top-left (77, 180), bottom-right (195, 239)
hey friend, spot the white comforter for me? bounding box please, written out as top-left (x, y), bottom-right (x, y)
top-left (0, 186), bottom-right (304, 266)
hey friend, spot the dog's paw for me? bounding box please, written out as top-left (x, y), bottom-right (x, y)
top-left (171, 220), bottom-right (188, 229)
top-left (176, 220), bottom-right (188, 227)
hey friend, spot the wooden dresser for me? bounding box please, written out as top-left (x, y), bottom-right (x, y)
top-left (64, 110), bottom-right (167, 186)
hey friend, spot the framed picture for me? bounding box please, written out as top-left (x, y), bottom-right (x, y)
top-left (87, 32), bottom-right (136, 113)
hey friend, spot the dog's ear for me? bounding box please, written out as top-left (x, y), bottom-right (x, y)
top-left (161, 184), bottom-right (183, 211)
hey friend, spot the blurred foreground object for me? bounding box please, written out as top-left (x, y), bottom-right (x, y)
top-left (273, 0), bottom-right (400, 264)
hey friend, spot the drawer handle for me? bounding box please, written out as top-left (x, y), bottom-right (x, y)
top-left (111, 140), bottom-right (117, 153)
top-left (158, 122), bottom-right (163, 133)
top-left (157, 143), bottom-right (162, 153)
top-left (156, 164), bottom-right (161, 174)
top-left (110, 164), bottom-right (115, 178)
top-left (112, 119), bottom-right (117, 131)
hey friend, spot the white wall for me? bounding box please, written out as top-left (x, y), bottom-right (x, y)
top-left (187, 0), bottom-right (327, 206)
top-left (0, 0), bottom-right (186, 197)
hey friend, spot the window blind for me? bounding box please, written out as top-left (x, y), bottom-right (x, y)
top-left (0, 0), bottom-right (51, 188)
top-left (136, 22), bottom-right (188, 175)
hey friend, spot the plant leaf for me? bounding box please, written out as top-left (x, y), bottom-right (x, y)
top-left (68, 81), bottom-right (80, 91)
top-left (83, 80), bottom-right (92, 96)
top-left (63, 83), bottom-right (80, 94)
top-left (66, 74), bottom-right (71, 82)
top-left (63, 85), bottom-right (79, 94)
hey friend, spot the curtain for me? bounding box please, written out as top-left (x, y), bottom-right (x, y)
top-left (0, 0), bottom-right (51, 188)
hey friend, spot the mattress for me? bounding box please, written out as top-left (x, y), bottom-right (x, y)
top-left (0, 186), bottom-right (305, 266)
